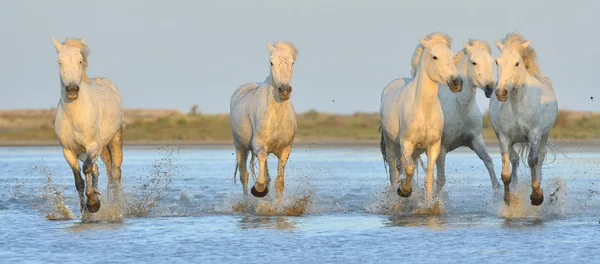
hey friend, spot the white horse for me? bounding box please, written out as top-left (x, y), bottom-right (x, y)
top-left (490, 33), bottom-right (558, 206)
top-left (432, 39), bottom-right (501, 193)
top-left (52, 38), bottom-right (125, 214)
top-left (230, 41), bottom-right (298, 203)
top-left (380, 32), bottom-right (462, 205)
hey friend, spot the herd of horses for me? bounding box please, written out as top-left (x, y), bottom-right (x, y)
top-left (50, 31), bottom-right (557, 216)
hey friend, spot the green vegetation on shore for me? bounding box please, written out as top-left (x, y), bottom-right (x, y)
top-left (0, 109), bottom-right (598, 145)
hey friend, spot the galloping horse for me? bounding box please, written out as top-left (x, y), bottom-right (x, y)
top-left (230, 42), bottom-right (298, 204)
top-left (52, 38), bottom-right (125, 214)
top-left (380, 32), bottom-right (462, 205)
top-left (490, 33), bottom-right (558, 206)
top-left (432, 39), bottom-right (501, 193)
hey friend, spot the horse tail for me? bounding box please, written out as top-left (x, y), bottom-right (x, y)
top-left (517, 140), bottom-right (566, 169)
top-left (379, 125), bottom-right (389, 175)
top-left (233, 161), bottom-right (239, 184)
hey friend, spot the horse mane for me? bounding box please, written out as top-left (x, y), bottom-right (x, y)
top-left (61, 38), bottom-right (90, 83)
top-left (272, 41), bottom-right (298, 60)
top-left (500, 33), bottom-right (541, 77)
top-left (454, 39), bottom-right (491, 66)
top-left (410, 32), bottom-right (452, 78)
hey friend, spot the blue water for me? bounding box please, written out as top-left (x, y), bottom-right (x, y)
top-left (1, 145), bottom-right (599, 263)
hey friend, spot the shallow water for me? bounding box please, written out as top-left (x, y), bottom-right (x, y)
top-left (1, 145), bottom-right (600, 263)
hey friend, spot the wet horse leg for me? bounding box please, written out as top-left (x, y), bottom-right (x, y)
top-left (398, 141), bottom-right (415, 197)
top-left (100, 147), bottom-right (113, 200)
top-left (275, 145), bottom-right (292, 205)
top-left (425, 141), bottom-right (441, 205)
top-left (509, 146), bottom-right (520, 187)
top-left (108, 126), bottom-right (124, 201)
top-left (435, 147), bottom-right (447, 195)
top-left (82, 142), bottom-right (102, 213)
top-left (383, 135), bottom-right (401, 187)
top-left (251, 144), bottom-right (269, 197)
top-left (528, 133), bottom-right (546, 205)
top-left (499, 136), bottom-right (515, 205)
top-left (469, 135), bottom-right (501, 190)
top-left (63, 148), bottom-right (86, 214)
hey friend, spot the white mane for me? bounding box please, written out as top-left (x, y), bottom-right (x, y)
top-left (454, 39), bottom-right (492, 66)
top-left (499, 33), bottom-right (541, 77)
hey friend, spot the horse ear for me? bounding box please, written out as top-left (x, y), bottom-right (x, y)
top-left (52, 37), bottom-right (63, 52)
top-left (267, 42), bottom-right (276, 54)
top-left (81, 38), bottom-right (85, 44)
top-left (419, 39), bottom-right (429, 47)
top-left (494, 38), bottom-right (504, 51)
top-left (521, 40), bottom-right (532, 49)
top-left (463, 43), bottom-right (474, 54)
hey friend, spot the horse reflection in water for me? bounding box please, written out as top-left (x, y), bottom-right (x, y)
top-left (230, 41), bottom-right (298, 207)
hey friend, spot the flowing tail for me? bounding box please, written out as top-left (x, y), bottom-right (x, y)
top-left (517, 140), bottom-right (565, 169)
top-left (379, 125), bottom-right (389, 175)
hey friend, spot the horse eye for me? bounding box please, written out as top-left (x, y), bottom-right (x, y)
top-left (515, 62), bottom-right (519, 67)
top-left (495, 60), bottom-right (498, 65)
top-left (292, 62), bottom-right (295, 66)
top-left (472, 62), bottom-right (477, 66)
top-left (270, 62), bottom-right (273, 66)
top-left (432, 56), bottom-right (438, 60)
top-left (79, 61), bottom-right (83, 64)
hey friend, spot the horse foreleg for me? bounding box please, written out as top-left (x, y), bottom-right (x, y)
top-left (251, 146), bottom-right (269, 198)
top-left (509, 146), bottom-right (519, 187)
top-left (425, 141), bottom-right (441, 205)
top-left (469, 135), bottom-right (501, 190)
top-left (398, 141), bottom-right (415, 197)
top-left (499, 137), bottom-right (513, 205)
top-left (275, 145), bottom-right (292, 205)
top-left (63, 149), bottom-right (86, 215)
top-left (528, 133), bottom-right (546, 206)
top-left (435, 147), bottom-right (447, 195)
top-left (108, 126), bottom-right (124, 201)
top-left (82, 142), bottom-right (102, 213)
top-left (92, 164), bottom-right (99, 191)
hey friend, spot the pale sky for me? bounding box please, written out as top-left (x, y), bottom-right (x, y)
top-left (0, 0), bottom-right (598, 114)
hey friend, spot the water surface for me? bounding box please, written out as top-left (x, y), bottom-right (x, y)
top-left (1, 145), bottom-right (599, 263)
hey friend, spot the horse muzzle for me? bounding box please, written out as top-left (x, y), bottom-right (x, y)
top-left (278, 85), bottom-right (292, 100)
top-left (65, 84), bottom-right (80, 101)
top-left (495, 88), bottom-right (508, 102)
top-left (448, 77), bottom-right (463, 93)
top-left (484, 84), bottom-right (494, 98)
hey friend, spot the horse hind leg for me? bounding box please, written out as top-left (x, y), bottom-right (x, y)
top-left (100, 147), bottom-right (113, 200)
top-left (107, 125), bottom-right (125, 200)
top-left (383, 135), bottom-right (401, 187)
top-left (509, 146), bottom-right (520, 187)
top-left (469, 135), bottom-right (501, 190)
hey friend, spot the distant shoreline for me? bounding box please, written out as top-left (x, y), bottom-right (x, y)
top-left (1, 140), bottom-right (598, 153)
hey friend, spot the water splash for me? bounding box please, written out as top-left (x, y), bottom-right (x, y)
top-left (32, 166), bottom-right (74, 220)
top-left (124, 146), bottom-right (178, 218)
top-left (365, 184), bottom-right (446, 215)
top-left (493, 177), bottom-right (568, 219)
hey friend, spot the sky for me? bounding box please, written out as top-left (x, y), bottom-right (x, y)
top-left (0, 0), bottom-right (598, 114)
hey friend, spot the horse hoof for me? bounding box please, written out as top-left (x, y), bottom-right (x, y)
top-left (530, 193), bottom-right (544, 206)
top-left (251, 186), bottom-right (269, 198)
top-left (397, 187), bottom-right (412, 198)
top-left (86, 197), bottom-right (101, 213)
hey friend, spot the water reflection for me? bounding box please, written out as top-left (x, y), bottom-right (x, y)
top-left (237, 215), bottom-right (297, 231)
top-left (501, 218), bottom-right (545, 229)
top-left (384, 215), bottom-right (448, 231)
top-left (65, 219), bottom-right (126, 233)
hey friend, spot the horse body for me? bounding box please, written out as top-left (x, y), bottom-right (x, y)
top-left (434, 40), bottom-right (501, 192)
top-left (52, 38), bottom-right (124, 214)
top-left (380, 32), bottom-right (462, 205)
top-left (230, 42), bottom-right (297, 203)
top-left (490, 33), bottom-right (558, 206)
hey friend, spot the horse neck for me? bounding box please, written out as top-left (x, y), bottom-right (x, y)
top-left (412, 64), bottom-right (440, 111)
top-left (455, 58), bottom-right (477, 107)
